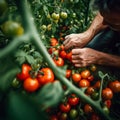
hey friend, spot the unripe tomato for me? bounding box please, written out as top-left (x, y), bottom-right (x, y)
top-left (91, 92), bottom-right (99, 100)
top-left (11, 78), bottom-right (21, 88)
top-left (79, 79), bottom-right (90, 88)
top-left (90, 64), bottom-right (97, 72)
top-left (102, 106), bottom-right (110, 114)
top-left (102, 88), bottom-right (113, 100)
top-left (60, 12), bottom-right (68, 19)
top-left (69, 109), bottom-right (78, 119)
top-left (72, 73), bottom-right (81, 83)
top-left (60, 103), bottom-right (71, 113)
top-left (37, 68), bottom-right (54, 85)
top-left (0, 0), bottom-right (8, 15)
top-left (59, 112), bottom-right (68, 120)
top-left (17, 64), bottom-right (31, 81)
top-left (41, 24), bottom-right (47, 31)
top-left (53, 57), bottom-right (64, 66)
top-left (23, 77), bottom-right (40, 92)
top-left (108, 80), bottom-right (120, 93)
top-left (51, 12), bottom-right (60, 20)
top-left (81, 69), bottom-right (91, 79)
top-left (1, 21), bottom-right (24, 37)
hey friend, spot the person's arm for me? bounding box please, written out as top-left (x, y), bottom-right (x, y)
top-left (63, 12), bottom-right (108, 50)
top-left (98, 52), bottom-right (120, 68)
top-left (83, 12), bottom-right (108, 41)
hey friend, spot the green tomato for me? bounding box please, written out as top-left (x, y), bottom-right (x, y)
top-left (60, 12), bottom-right (68, 19)
top-left (11, 78), bottom-right (21, 89)
top-left (51, 12), bottom-right (60, 20)
top-left (0, 0), bottom-right (8, 15)
top-left (69, 109), bottom-right (78, 119)
top-left (1, 21), bottom-right (24, 37)
top-left (103, 106), bottom-right (110, 114)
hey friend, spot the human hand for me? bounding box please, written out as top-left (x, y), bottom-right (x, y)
top-left (63, 33), bottom-right (90, 50)
top-left (72, 48), bottom-right (101, 67)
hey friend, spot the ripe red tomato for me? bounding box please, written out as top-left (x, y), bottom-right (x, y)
top-left (23, 77), bottom-right (40, 92)
top-left (68, 94), bottom-right (79, 106)
top-left (59, 103), bottom-right (71, 113)
top-left (66, 69), bottom-right (72, 78)
top-left (48, 47), bottom-right (56, 54)
top-left (93, 80), bottom-right (101, 89)
top-left (84, 104), bottom-right (93, 114)
top-left (17, 64), bottom-right (31, 81)
top-left (72, 73), bottom-right (81, 83)
top-left (102, 88), bottom-right (113, 100)
top-left (53, 57), bottom-right (64, 66)
top-left (37, 68), bottom-right (54, 85)
top-left (66, 51), bottom-right (72, 61)
top-left (104, 100), bottom-right (112, 109)
top-left (108, 80), bottom-right (120, 93)
top-left (81, 69), bottom-right (91, 79)
top-left (85, 87), bottom-right (95, 95)
top-left (79, 79), bottom-right (90, 88)
top-left (59, 50), bottom-right (67, 59)
top-left (87, 75), bottom-right (94, 82)
top-left (60, 45), bottom-right (65, 51)
top-left (50, 38), bottom-right (58, 46)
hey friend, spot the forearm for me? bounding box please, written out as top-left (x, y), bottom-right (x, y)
top-left (97, 52), bottom-right (120, 68)
top-left (84, 12), bottom-right (108, 41)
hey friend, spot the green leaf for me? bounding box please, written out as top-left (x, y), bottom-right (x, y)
top-left (34, 81), bottom-right (64, 110)
top-left (6, 91), bottom-right (48, 120)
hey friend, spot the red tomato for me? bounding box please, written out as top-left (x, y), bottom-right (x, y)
top-left (59, 103), bottom-right (71, 113)
top-left (50, 38), bottom-right (58, 46)
top-left (23, 77), bottom-right (40, 92)
top-left (108, 80), bottom-right (120, 93)
top-left (59, 50), bottom-right (67, 59)
top-left (79, 79), bottom-right (90, 88)
top-left (60, 45), bottom-right (65, 51)
top-left (84, 104), bottom-right (93, 114)
top-left (72, 73), bottom-right (81, 83)
top-left (85, 87), bottom-right (95, 95)
top-left (17, 64), bottom-right (31, 81)
top-left (104, 100), bottom-right (112, 109)
top-left (93, 80), bottom-right (101, 89)
top-left (50, 115), bottom-right (58, 120)
top-left (90, 113), bottom-right (101, 120)
top-left (48, 47), bottom-right (56, 54)
top-left (102, 88), bottom-right (113, 100)
top-left (66, 51), bottom-right (72, 61)
top-left (66, 69), bottom-right (72, 78)
top-left (53, 57), bottom-right (64, 66)
top-left (81, 69), bottom-right (91, 79)
top-left (37, 68), bottom-right (54, 85)
top-left (87, 75), bottom-right (94, 82)
top-left (68, 94), bottom-right (79, 106)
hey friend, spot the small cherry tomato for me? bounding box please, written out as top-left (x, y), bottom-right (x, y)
top-left (90, 113), bottom-right (101, 120)
top-left (17, 64), bottom-right (31, 81)
top-left (87, 75), bottom-right (94, 82)
top-left (85, 87), bottom-right (95, 95)
top-left (48, 47), bottom-right (56, 54)
top-left (60, 103), bottom-right (71, 113)
top-left (68, 94), bottom-right (79, 106)
top-left (59, 112), bottom-right (68, 120)
top-left (108, 80), bottom-right (120, 93)
top-left (93, 80), bottom-right (101, 89)
top-left (102, 88), bottom-right (113, 100)
top-left (37, 67), bottom-right (54, 85)
top-left (90, 64), bottom-right (97, 72)
top-left (50, 38), bottom-right (58, 46)
top-left (50, 115), bottom-right (58, 120)
top-left (72, 73), bottom-right (81, 83)
top-left (11, 78), bottom-right (21, 88)
top-left (59, 50), bottom-right (67, 59)
top-left (84, 104), bottom-right (93, 114)
top-left (23, 77), bottom-right (40, 92)
top-left (102, 106), bottom-right (110, 114)
top-left (81, 69), bottom-right (91, 79)
top-left (66, 51), bottom-right (72, 61)
top-left (104, 100), bottom-right (112, 109)
top-left (60, 11), bottom-right (68, 19)
top-left (53, 57), bottom-right (64, 66)
top-left (51, 12), bottom-right (60, 20)
top-left (66, 69), bottom-right (72, 78)
top-left (79, 79), bottom-right (90, 88)
top-left (69, 109), bottom-right (78, 119)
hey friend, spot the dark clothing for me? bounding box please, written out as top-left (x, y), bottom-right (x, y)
top-left (86, 28), bottom-right (120, 55)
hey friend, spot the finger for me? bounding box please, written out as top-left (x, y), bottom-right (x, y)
top-left (72, 59), bottom-right (81, 64)
top-left (72, 54), bottom-right (80, 60)
top-left (72, 49), bottom-right (81, 55)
